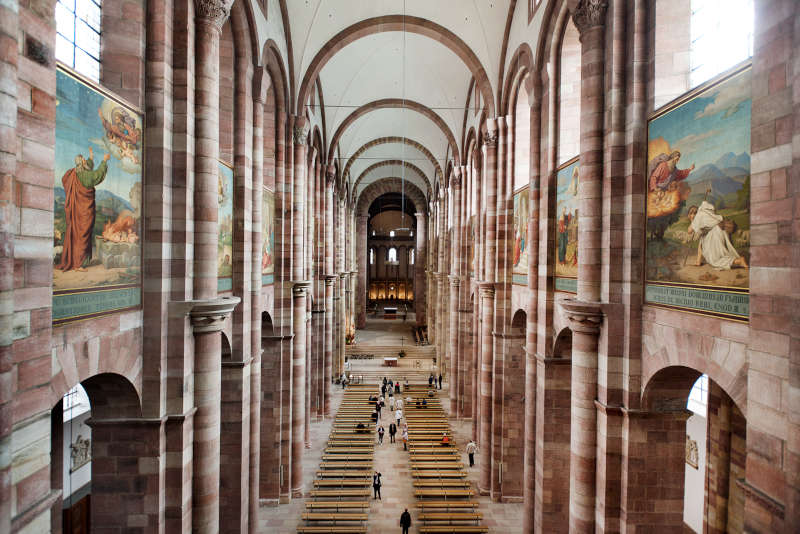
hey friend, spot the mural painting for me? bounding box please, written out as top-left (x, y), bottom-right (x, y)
top-left (218, 161), bottom-right (233, 291)
top-left (53, 67), bottom-right (142, 324)
top-left (262, 188), bottom-right (275, 284)
top-left (555, 158), bottom-right (579, 293)
top-left (512, 187), bottom-right (529, 284)
top-left (645, 66), bottom-right (751, 320)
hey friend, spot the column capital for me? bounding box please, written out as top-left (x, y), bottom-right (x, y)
top-left (477, 281), bottom-right (495, 297)
top-left (559, 297), bottom-right (604, 334)
top-left (194, 0), bottom-right (232, 30)
top-left (483, 128), bottom-right (499, 148)
top-left (325, 166), bottom-right (336, 185)
top-left (291, 280), bottom-right (312, 296)
top-left (572, 0), bottom-right (608, 34)
top-left (323, 274), bottom-right (338, 284)
top-left (186, 296), bottom-right (241, 333)
top-left (292, 120), bottom-right (309, 145)
top-left (414, 212), bottom-right (426, 219)
top-left (448, 275), bottom-right (460, 287)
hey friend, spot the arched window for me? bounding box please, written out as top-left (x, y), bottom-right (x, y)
top-left (389, 230), bottom-right (395, 237)
top-left (369, 248), bottom-right (374, 265)
top-left (690, 0), bottom-right (753, 87)
top-left (388, 247), bottom-right (397, 262)
top-left (56, 0), bottom-right (102, 81)
top-left (409, 248), bottom-right (415, 265)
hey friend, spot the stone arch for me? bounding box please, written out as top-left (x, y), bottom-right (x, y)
top-left (352, 160), bottom-right (431, 198)
top-left (298, 15), bottom-right (495, 118)
top-left (261, 311), bottom-right (274, 336)
top-left (356, 178), bottom-right (428, 218)
top-left (501, 42), bottom-right (538, 115)
top-left (343, 137), bottom-right (443, 184)
top-left (221, 332), bottom-right (233, 360)
top-left (262, 39), bottom-right (290, 114)
top-left (552, 327), bottom-right (573, 358)
top-left (328, 99), bottom-right (460, 164)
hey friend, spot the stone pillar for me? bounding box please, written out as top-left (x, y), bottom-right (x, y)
top-left (534, 353), bottom-right (572, 532)
top-left (448, 275), bottom-right (461, 414)
top-left (356, 215), bottom-right (368, 328)
top-left (291, 282), bottom-right (310, 496)
top-left (190, 298), bottom-right (240, 534)
top-left (339, 272), bottom-right (348, 369)
top-left (414, 212), bottom-right (427, 326)
top-left (192, 3), bottom-right (232, 531)
top-left (259, 330), bottom-right (285, 504)
top-left (573, 0), bottom-right (607, 303)
top-left (621, 409), bottom-right (691, 531)
top-left (290, 117), bottom-right (310, 497)
top-left (323, 276), bottom-right (335, 414)
top-left (248, 69), bottom-right (267, 534)
top-left (561, 299), bottom-right (603, 534)
top-left (478, 282), bottom-right (495, 495)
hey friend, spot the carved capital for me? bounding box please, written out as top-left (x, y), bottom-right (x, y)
top-left (449, 175), bottom-right (461, 189)
top-left (483, 130), bottom-right (499, 148)
top-left (449, 275), bottom-right (460, 287)
top-left (559, 297), bottom-right (604, 334)
top-left (325, 166), bottom-right (336, 186)
top-left (195, 0), bottom-right (231, 30)
top-left (572, 0), bottom-right (608, 34)
top-left (187, 296), bottom-right (241, 333)
top-left (291, 280), bottom-right (312, 296)
top-left (293, 124), bottom-right (309, 146)
top-left (478, 281), bottom-right (495, 298)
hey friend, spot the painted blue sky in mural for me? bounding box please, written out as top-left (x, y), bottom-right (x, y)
top-left (649, 69), bottom-right (751, 171)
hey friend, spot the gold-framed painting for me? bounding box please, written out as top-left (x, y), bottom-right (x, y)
top-left (645, 65), bottom-right (751, 321)
top-left (53, 65), bottom-right (142, 325)
top-left (262, 188), bottom-right (275, 284)
top-left (554, 157), bottom-right (579, 293)
top-left (218, 160), bottom-right (234, 291)
top-left (512, 187), bottom-right (529, 285)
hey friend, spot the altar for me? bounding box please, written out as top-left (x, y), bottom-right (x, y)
top-left (383, 357), bottom-right (398, 367)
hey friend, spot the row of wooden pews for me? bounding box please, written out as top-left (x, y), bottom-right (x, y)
top-left (404, 385), bottom-right (489, 533)
top-left (297, 383), bottom-right (376, 534)
top-left (411, 325), bottom-right (430, 345)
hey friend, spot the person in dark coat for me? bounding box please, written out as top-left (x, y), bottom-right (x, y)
top-left (373, 471), bottom-right (382, 500)
top-left (438, 373), bottom-right (443, 389)
top-left (400, 508), bottom-right (412, 534)
top-left (388, 422), bottom-right (397, 443)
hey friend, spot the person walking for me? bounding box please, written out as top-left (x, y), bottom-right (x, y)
top-left (389, 394), bottom-right (396, 411)
top-left (389, 422), bottom-right (397, 443)
top-left (377, 425), bottom-right (385, 445)
top-left (376, 399), bottom-right (382, 420)
top-left (400, 508), bottom-right (412, 534)
top-left (401, 427), bottom-right (408, 451)
top-left (428, 373), bottom-right (434, 387)
top-left (395, 408), bottom-right (403, 427)
top-left (466, 439), bottom-right (478, 467)
top-left (396, 397), bottom-right (403, 411)
top-left (373, 471), bottom-right (382, 500)
top-left (438, 373), bottom-right (443, 389)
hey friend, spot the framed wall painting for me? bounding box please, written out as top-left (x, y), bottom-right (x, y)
top-left (218, 160), bottom-right (234, 292)
top-left (53, 65), bottom-right (143, 325)
top-left (512, 187), bottom-right (529, 285)
top-left (645, 65), bottom-right (751, 321)
top-left (554, 157), bottom-right (579, 293)
top-left (262, 188), bottom-right (275, 285)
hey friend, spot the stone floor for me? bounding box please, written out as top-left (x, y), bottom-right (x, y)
top-left (258, 373), bottom-right (525, 532)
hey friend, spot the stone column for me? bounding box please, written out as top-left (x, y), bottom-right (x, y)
top-left (190, 298), bottom-right (240, 534)
top-left (349, 271), bottom-right (358, 332)
top-left (448, 171), bottom-right (462, 414)
top-left (339, 272), bottom-right (349, 367)
top-left (323, 167), bottom-right (335, 415)
top-left (561, 300), bottom-right (604, 533)
top-left (478, 282), bottom-right (495, 495)
top-left (356, 215), bottom-right (368, 328)
top-left (414, 212), bottom-right (427, 326)
top-left (192, 2), bottom-right (232, 532)
top-left (290, 117), bottom-right (310, 497)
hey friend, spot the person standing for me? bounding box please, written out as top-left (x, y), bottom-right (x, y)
top-left (466, 439), bottom-right (478, 467)
top-left (438, 373), bottom-right (443, 389)
top-left (401, 428), bottom-right (408, 451)
top-left (400, 508), bottom-right (412, 534)
top-left (395, 408), bottom-right (402, 427)
top-left (389, 422), bottom-right (397, 443)
top-left (389, 395), bottom-right (396, 411)
top-left (377, 425), bottom-right (385, 445)
top-left (428, 373), bottom-right (434, 387)
top-left (376, 399), bottom-right (382, 420)
top-left (372, 471), bottom-right (382, 500)
top-left (396, 397), bottom-right (403, 411)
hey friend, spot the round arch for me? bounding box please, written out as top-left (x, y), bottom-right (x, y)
top-left (352, 160), bottom-right (432, 198)
top-left (356, 178), bottom-right (428, 217)
top-left (298, 15), bottom-right (495, 119)
top-left (327, 99), bottom-right (460, 164)
top-left (343, 137), bottom-right (443, 184)
top-left (501, 42), bottom-right (537, 115)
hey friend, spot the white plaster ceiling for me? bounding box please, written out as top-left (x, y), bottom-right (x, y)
top-left (346, 142), bottom-right (436, 191)
top-left (353, 162), bottom-right (429, 202)
top-left (282, 0), bottom-right (513, 207)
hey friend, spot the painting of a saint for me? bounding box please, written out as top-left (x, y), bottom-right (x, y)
top-left (53, 67), bottom-right (142, 324)
top-left (555, 158), bottom-right (579, 287)
top-left (262, 189), bottom-right (275, 283)
top-left (512, 188), bottom-right (529, 279)
top-left (218, 161), bottom-right (234, 291)
top-left (645, 66), bottom-right (751, 319)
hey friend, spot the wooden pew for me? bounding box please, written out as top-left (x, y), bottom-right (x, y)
top-left (313, 479), bottom-right (371, 487)
top-left (413, 480), bottom-right (472, 488)
top-left (418, 526), bottom-right (488, 534)
top-left (308, 489), bottom-right (371, 499)
top-left (414, 489), bottom-right (474, 499)
top-left (296, 527), bottom-right (367, 534)
top-left (304, 501), bottom-right (369, 511)
top-left (415, 501), bottom-right (479, 511)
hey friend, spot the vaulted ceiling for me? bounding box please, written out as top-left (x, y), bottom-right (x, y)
top-left (278, 0), bottom-right (516, 208)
